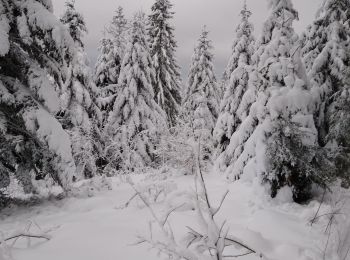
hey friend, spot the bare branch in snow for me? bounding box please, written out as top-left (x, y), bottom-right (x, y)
top-left (133, 135), bottom-right (264, 259)
top-left (1, 233), bottom-right (51, 244)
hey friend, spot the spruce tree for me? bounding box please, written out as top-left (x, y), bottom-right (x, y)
top-left (217, 0), bottom-right (328, 202)
top-left (148, 0), bottom-right (182, 126)
top-left (301, 0), bottom-right (350, 187)
top-left (94, 34), bottom-right (119, 124)
top-left (61, 0), bottom-right (103, 179)
top-left (105, 12), bottom-right (166, 172)
top-left (109, 6), bottom-right (128, 59)
top-left (95, 7), bottom-right (128, 126)
top-left (94, 36), bottom-right (118, 87)
top-left (214, 1), bottom-right (255, 156)
top-left (60, 0), bottom-right (87, 48)
top-left (0, 0), bottom-right (78, 193)
top-left (183, 26), bottom-right (220, 160)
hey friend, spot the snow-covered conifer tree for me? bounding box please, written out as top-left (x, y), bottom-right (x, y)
top-left (108, 6), bottom-right (128, 60)
top-left (217, 0), bottom-right (329, 202)
top-left (105, 12), bottom-right (166, 172)
top-left (106, 6), bottom-right (128, 83)
top-left (60, 0), bottom-right (86, 48)
top-left (94, 34), bottom-right (120, 124)
top-left (214, 1), bottom-right (255, 155)
top-left (0, 0), bottom-right (78, 192)
top-left (94, 36), bottom-right (118, 88)
top-left (183, 26), bottom-right (220, 160)
top-left (95, 7), bottom-right (128, 126)
top-left (61, 0), bottom-right (103, 179)
top-left (148, 0), bottom-right (182, 126)
top-left (301, 0), bottom-right (350, 187)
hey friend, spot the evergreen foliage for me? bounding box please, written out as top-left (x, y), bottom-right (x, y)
top-left (60, 0), bottom-right (103, 179)
top-left (148, 0), bottom-right (182, 126)
top-left (108, 6), bottom-right (128, 60)
top-left (214, 2), bottom-right (255, 156)
top-left (60, 0), bottom-right (87, 48)
top-left (301, 0), bottom-right (350, 187)
top-left (94, 35), bottom-right (119, 124)
top-left (216, 0), bottom-right (327, 202)
top-left (105, 12), bottom-right (166, 172)
top-left (183, 26), bottom-right (220, 161)
top-left (0, 0), bottom-right (78, 192)
top-left (95, 6), bottom-right (128, 126)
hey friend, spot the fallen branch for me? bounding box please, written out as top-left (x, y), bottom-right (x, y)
top-left (1, 232), bottom-right (51, 244)
top-left (223, 251), bottom-right (255, 258)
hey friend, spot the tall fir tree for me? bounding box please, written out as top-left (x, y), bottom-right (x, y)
top-left (217, 0), bottom-right (330, 202)
top-left (183, 26), bottom-right (220, 160)
top-left (60, 0), bottom-right (86, 48)
top-left (94, 34), bottom-right (119, 124)
top-left (148, 0), bottom-right (182, 126)
top-left (61, 0), bottom-right (103, 179)
top-left (214, 1), bottom-right (255, 156)
top-left (95, 7), bottom-right (128, 126)
top-left (301, 0), bottom-right (350, 187)
top-left (109, 6), bottom-right (128, 60)
top-left (94, 36), bottom-right (118, 88)
top-left (0, 0), bottom-right (79, 194)
top-left (105, 12), bottom-right (166, 172)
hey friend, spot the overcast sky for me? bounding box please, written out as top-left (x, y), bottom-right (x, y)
top-left (52, 0), bottom-right (323, 80)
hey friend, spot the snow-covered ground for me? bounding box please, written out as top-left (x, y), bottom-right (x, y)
top-left (1, 172), bottom-right (349, 260)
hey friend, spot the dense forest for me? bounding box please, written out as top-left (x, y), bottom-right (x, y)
top-left (0, 0), bottom-right (349, 259)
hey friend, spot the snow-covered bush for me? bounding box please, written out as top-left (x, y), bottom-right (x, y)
top-left (265, 118), bottom-right (335, 202)
top-left (155, 108), bottom-right (220, 174)
top-left (155, 116), bottom-right (196, 174)
top-left (69, 175), bottom-right (112, 198)
top-left (134, 140), bottom-right (263, 259)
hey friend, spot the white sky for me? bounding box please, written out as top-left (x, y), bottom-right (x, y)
top-left (52, 0), bottom-right (323, 80)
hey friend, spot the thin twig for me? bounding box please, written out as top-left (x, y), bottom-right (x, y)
top-left (225, 237), bottom-right (257, 254)
top-left (162, 203), bottom-right (185, 227)
top-left (213, 190), bottom-right (230, 216)
top-left (312, 212), bottom-right (344, 222)
top-left (223, 251), bottom-right (255, 258)
top-left (119, 192), bottom-right (138, 208)
top-left (1, 233), bottom-right (51, 244)
top-left (311, 189), bottom-right (327, 226)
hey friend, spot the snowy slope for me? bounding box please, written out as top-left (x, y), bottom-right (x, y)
top-left (0, 173), bottom-right (349, 260)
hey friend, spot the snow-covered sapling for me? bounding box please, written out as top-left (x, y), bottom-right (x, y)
top-left (133, 139), bottom-right (263, 259)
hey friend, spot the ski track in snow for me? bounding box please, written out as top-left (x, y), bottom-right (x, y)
top-left (0, 173), bottom-right (348, 260)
